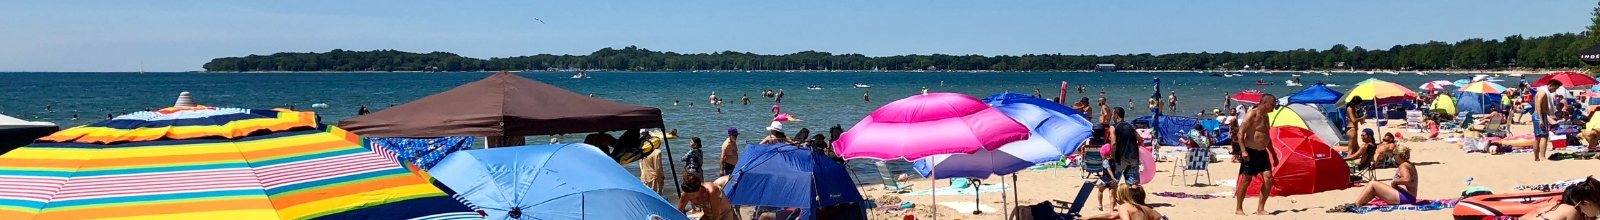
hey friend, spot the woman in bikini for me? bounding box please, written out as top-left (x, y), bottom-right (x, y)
top-left (1521, 176), bottom-right (1600, 220)
top-left (1353, 145), bottom-right (1418, 206)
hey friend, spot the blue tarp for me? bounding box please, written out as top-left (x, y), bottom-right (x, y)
top-left (1134, 115), bottom-right (1203, 146)
top-left (428, 144), bottom-right (687, 220)
top-left (1199, 120), bottom-right (1232, 146)
top-left (1454, 91), bottom-right (1504, 115)
top-left (1287, 84), bottom-right (1345, 104)
top-left (725, 144), bottom-right (864, 213)
top-left (365, 136), bottom-right (473, 170)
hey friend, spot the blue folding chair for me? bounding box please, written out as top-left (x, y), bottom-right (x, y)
top-left (1080, 146), bottom-right (1106, 180)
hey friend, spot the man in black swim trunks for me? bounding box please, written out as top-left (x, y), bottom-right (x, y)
top-left (1235, 94), bottom-right (1277, 216)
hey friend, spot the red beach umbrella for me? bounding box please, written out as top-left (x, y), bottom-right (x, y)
top-left (1531, 71), bottom-right (1599, 87)
top-left (1231, 90), bottom-right (1265, 104)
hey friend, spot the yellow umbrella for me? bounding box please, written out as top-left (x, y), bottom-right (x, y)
top-left (1340, 78), bottom-right (1418, 105)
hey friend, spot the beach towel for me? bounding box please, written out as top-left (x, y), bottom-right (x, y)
top-left (1341, 199), bottom-right (1459, 214)
top-left (1152, 192), bottom-right (1230, 199)
top-left (937, 202), bottom-right (997, 214)
top-left (366, 136), bottom-right (474, 170)
top-left (904, 183), bottom-right (1010, 196)
top-left (1514, 178), bottom-right (1586, 191)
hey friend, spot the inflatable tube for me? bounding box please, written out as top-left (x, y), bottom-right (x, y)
top-left (1139, 146), bottom-right (1156, 185)
top-left (614, 137), bottom-right (663, 166)
top-left (1453, 191), bottom-right (1563, 220)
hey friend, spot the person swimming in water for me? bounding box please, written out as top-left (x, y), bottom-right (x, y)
top-left (741, 94), bottom-right (750, 105)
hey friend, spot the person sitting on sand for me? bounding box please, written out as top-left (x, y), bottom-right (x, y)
top-left (677, 174), bottom-right (738, 220)
top-left (1579, 106), bottom-right (1600, 152)
top-left (1521, 176), bottom-right (1600, 220)
top-left (1081, 185), bottom-right (1163, 220)
top-left (1353, 145), bottom-right (1418, 206)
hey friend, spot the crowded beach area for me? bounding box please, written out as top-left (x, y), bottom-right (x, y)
top-left (4, 70), bottom-right (1600, 220)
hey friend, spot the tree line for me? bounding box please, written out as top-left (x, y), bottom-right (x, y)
top-left (203, 33), bottom-right (1595, 72)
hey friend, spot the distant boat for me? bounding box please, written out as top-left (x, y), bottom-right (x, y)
top-left (1209, 73), bottom-right (1226, 77)
top-left (1415, 71), bottom-right (1426, 75)
top-left (854, 83), bottom-right (871, 88)
top-left (1285, 80), bottom-right (1303, 87)
top-left (571, 71), bottom-right (590, 79)
top-left (1255, 80), bottom-right (1273, 86)
top-left (807, 85), bottom-right (822, 90)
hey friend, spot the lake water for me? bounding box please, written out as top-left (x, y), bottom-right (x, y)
top-left (0, 71), bottom-right (1522, 195)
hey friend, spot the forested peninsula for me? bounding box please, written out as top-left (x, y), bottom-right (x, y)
top-left (203, 33), bottom-right (1594, 72)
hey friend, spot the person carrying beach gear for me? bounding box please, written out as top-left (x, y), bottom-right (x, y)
top-left (1235, 94), bottom-right (1278, 216)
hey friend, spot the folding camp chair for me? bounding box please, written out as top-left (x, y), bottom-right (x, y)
top-left (1171, 146), bottom-right (1214, 186)
top-left (1479, 118), bottom-right (1507, 138)
top-left (1030, 181), bottom-right (1096, 220)
top-left (1404, 110), bottom-right (1425, 132)
top-left (1079, 146), bottom-right (1106, 180)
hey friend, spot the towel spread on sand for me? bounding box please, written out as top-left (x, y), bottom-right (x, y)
top-left (937, 202), bottom-right (997, 214)
top-left (904, 183), bottom-right (1010, 196)
top-left (1153, 192), bottom-right (1231, 199)
top-left (1345, 199), bottom-right (1458, 214)
top-left (1514, 178), bottom-right (1586, 191)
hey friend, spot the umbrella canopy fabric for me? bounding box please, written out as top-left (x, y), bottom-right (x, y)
top-left (1531, 71), bottom-right (1599, 88)
top-left (340, 71), bottom-right (664, 138)
top-left (1453, 91), bottom-right (1502, 116)
top-left (0, 107), bottom-right (479, 219)
top-left (1231, 90), bottom-right (1266, 104)
top-left (427, 144), bottom-right (687, 220)
top-left (1454, 79), bottom-right (1474, 88)
top-left (1243, 126), bottom-right (1350, 197)
top-left (0, 113), bottom-right (57, 155)
top-left (1432, 94), bottom-right (1458, 115)
top-left (910, 93), bottom-right (1095, 179)
top-left (1419, 80), bottom-right (1452, 90)
top-left (1286, 84), bottom-right (1345, 105)
top-left (1267, 104), bottom-right (1342, 148)
top-left (832, 93), bottom-right (1030, 161)
top-left (1458, 81), bottom-right (1508, 94)
top-left (1581, 44), bottom-right (1600, 65)
top-left (1339, 78), bottom-right (1418, 105)
top-left (724, 143), bottom-right (863, 209)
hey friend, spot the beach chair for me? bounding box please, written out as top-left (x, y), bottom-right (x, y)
top-left (1404, 110), bottom-right (1425, 132)
top-left (1079, 146), bottom-right (1106, 180)
top-left (1170, 146), bottom-right (1214, 186)
top-left (1480, 118), bottom-right (1507, 138)
top-left (875, 161), bottom-right (911, 193)
top-left (1030, 181), bottom-right (1096, 220)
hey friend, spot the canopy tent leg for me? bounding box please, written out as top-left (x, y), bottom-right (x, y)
top-left (931, 168), bottom-right (938, 220)
top-left (660, 126), bottom-right (684, 199)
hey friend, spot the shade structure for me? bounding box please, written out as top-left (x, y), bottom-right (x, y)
top-left (1268, 104), bottom-right (1342, 147)
top-left (1231, 90), bottom-right (1266, 104)
top-left (339, 71), bottom-right (664, 137)
top-left (1339, 78), bottom-right (1418, 105)
top-left (1431, 94), bottom-right (1458, 116)
top-left (0, 113), bottom-right (56, 154)
top-left (1583, 44), bottom-right (1600, 65)
top-left (1419, 80), bottom-right (1452, 91)
top-left (1454, 91), bottom-right (1504, 116)
top-left (427, 143), bottom-right (687, 220)
top-left (832, 93), bottom-right (1030, 161)
top-left (1531, 71), bottom-right (1599, 88)
top-left (1458, 81), bottom-right (1508, 94)
top-left (0, 106), bottom-right (479, 219)
top-left (910, 93), bottom-right (1095, 179)
top-left (1243, 126), bottom-right (1350, 197)
top-left (725, 144), bottom-right (864, 210)
top-left (1286, 84), bottom-right (1345, 105)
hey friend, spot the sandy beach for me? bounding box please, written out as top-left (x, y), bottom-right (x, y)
top-left (856, 120), bottom-right (1600, 220)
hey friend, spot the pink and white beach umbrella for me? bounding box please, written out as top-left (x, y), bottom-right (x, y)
top-left (833, 93), bottom-right (1031, 161)
top-left (1419, 80), bottom-right (1452, 91)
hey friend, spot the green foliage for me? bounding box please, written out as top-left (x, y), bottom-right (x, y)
top-left (204, 34), bottom-right (1591, 72)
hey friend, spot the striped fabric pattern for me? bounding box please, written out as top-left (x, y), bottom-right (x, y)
top-left (0, 107), bottom-right (479, 220)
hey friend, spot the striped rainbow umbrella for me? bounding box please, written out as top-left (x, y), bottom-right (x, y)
top-left (1339, 78), bottom-right (1417, 105)
top-left (0, 106), bottom-right (480, 219)
top-left (1457, 81), bottom-right (1508, 94)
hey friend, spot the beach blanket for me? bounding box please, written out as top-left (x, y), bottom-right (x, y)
top-left (904, 183), bottom-right (1010, 196)
top-left (366, 136), bottom-right (474, 170)
top-left (937, 202), bottom-right (996, 214)
top-left (1514, 178), bottom-right (1586, 191)
top-left (1334, 199), bottom-right (1458, 214)
top-left (1153, 192), bottom-right (1230, 199)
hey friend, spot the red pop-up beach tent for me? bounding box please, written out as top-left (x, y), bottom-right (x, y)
top-left (1242, 126), bottom-right (1350, 197)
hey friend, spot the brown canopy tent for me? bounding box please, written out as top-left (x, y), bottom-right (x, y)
top-left (339, 71), bottom-right (664, 137)
top-left (338, 71), bottom-right (681, 195)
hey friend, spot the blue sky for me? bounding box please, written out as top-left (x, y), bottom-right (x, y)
top-left (0, 0), bottom-right (1591, 71)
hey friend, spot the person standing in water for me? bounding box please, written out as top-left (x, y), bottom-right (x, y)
top-left (1167, 92), bottom-right (1179, 114)
top-left (709, 92), bottom-right (718, 106)
top-left (1034, 89), bottom-right (1043, 98)
top-left (1533, 81), bottom-right (1561, 161)
top-left (357, 105), bottom-right (370, 115)
top-left (1236, 94), bottom-right (1278, 216)
top-left (863, 90), bottom-right (870, 102)
top-left (741, 94), bottom-right (750, 105)
top-left (775, 89), bottom-right (785, 103)
top-left (45, 104), bottom-right (52, 112)
top-left (720, 127), bottom-right (741, 176)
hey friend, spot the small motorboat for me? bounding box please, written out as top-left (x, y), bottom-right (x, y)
top-left (807, 85), bottom-right (822, 90)
top-left (571, 71), bottom-right (590, 79)
top-left (854, 83), bottom-right (871, 88)
top-left (1285, 80), bottom-right (1303, 87)
top-left (311, 103), bottom-right (329, 108)
top-left (1255, 80), bottom-right (1273, 86)
top-left (1209, 73), bottom-right (1226, 77)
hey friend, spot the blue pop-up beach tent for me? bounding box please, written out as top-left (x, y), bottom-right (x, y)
top-left (1287, 83), bottom-right (1345, 105)
top-left (427, 143), bottom-right (689, 220)
top-left (724, 143), bottom-right (865, 220)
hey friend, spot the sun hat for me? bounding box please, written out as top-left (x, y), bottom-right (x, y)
top-left (766, 121), bottom-right (783, 132)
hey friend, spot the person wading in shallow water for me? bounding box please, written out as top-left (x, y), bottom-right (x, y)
top-left (1236, 94), bottom-right (1278, 216)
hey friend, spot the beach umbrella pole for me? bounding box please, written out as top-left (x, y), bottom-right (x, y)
top-left (659, 126), bottom-right (684, 198)
top-left (932, 168), bottom-right (938, 220)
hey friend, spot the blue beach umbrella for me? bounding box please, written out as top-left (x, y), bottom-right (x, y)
top-left (723, 143), bottom-right (864, 219)
top-left (1286, 83), bottom-right (1346, 104)
top-left (427, 143), bottom-right (689, 220)
top-left (911, 93), bottom-right (1095, 179)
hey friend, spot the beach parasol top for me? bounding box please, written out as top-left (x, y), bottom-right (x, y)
top-left (173, 91), bottom-right (196, 107)
top-left (833, 93), bottom-right (1030, 161)
top-left (1531, 71), bottom-right (1599, 88)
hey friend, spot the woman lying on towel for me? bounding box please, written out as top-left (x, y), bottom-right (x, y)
top-left (1354, 145), bottom-right (1419, 206)
top-left (1081, 185), bottom-right (1164, 220)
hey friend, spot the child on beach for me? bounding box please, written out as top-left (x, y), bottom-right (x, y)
top-left (1236, 94), bottom-right (1277, 216)
top-left (1353, 145), bottom-right (1418, 206)
top-left (684, 137), bottom-right (704, 175)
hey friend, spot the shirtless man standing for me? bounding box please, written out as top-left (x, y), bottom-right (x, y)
top-left (741, 94), bottom-right (750, 105)
top-left (709, 92), bottom-right (719, 106)
top-left (1533, 81), bottom-right (1561, 161)
top-left (1235, 94), bottom-right (1277, 216)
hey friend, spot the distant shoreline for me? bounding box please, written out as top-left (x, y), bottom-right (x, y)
top-left (190, 68), bottom-right (1574, 75)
